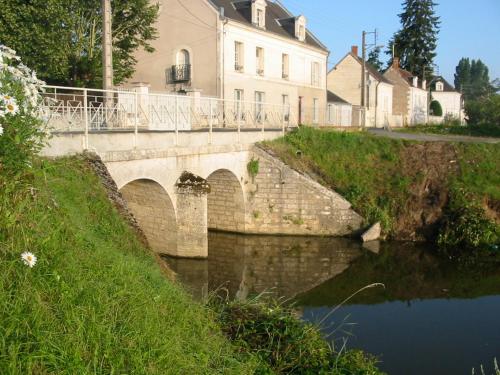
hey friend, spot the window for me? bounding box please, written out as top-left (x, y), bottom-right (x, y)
top-left (295, 15), bottom-right (307, 41)
top-left (256, 47), bottom-right (264, 76)
top-left (176, 49), bottom-right (190, 66)
top-left (255, 91), bottom-right (265, 123)
top-left (282, 94), bottom-right (290, 121)
top-left (234, 89), bottom-right (244, 121)
top-left (311, 62), bottom-right (320, 86)
top-left (235, 42), bottom-right (244, 72)
top-left (436, 82), bottom-right (444, 91)
top-left (256, 9), bottom-right (264, 27)
top-left (282, 54), bottom-right (289, 80)
top-left (313, 98), bottom-right (319, 124)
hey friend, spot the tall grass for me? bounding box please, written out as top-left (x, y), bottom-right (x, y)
top-left (0, 156), bottom-right (257, 374)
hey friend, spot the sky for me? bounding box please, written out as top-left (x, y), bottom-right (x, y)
top-left (280, 0), bottom-right (500, 85)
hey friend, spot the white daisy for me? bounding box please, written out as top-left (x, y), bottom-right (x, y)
top-left (21, 252), bottom-right (37, 268)
top-left (5, 101), bottom-right (18, 115)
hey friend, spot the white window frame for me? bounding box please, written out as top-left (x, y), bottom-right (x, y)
top-left (256, 47), bottom-right (264, 76)
top-left (282, 53), bottom-right (289, 80)
top-left (235, 41), bottom-right (244, 72)
top-left (311, 62), bottom-right (320, 87)
top-left (313, 98), bottom-right (319, 124)
top-left (234, 89), bottom-right (244, 121)
top-left (255, 91), bottom-right (265, 123)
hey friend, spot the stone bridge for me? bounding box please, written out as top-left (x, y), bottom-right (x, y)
top-left (42, 87), bottom-right (363, 258)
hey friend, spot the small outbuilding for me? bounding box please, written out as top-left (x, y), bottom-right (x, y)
top-left (326, 90), bottom-right (352, 127)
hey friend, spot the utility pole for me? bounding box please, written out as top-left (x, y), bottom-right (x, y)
top-left (102, 0), bottom-right (113, 92)
top-left (360, 29), bottom-right (377, 127)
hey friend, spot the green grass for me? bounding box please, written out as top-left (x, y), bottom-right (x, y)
top-left (264, 127), bottom-right (410, 233)
top-left (454, 143), bottom-right (500, 200)
top-left (264, 127), bottom-right (500, 241)
top-left (0, 156), bottom-right (258, 374)
top-left (395, 124), bottom-right (500, 138)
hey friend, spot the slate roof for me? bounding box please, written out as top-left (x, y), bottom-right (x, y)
top-left (384, 65), bottom-right (426, 89)
top-left (327, 90), bottom-right (350, 104)
top-left (209, 0), bottom-right (328, 51)
top-left (431, 76), bottom-right (458, 92)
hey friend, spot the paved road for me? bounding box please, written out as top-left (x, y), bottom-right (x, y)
top-left (368, 129), bottom-right (500, 144)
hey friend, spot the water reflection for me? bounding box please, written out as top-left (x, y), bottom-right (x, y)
top-left (163, 232), bottom-right (365, 300)
top-left (163, 234), bottom-right (500, 375)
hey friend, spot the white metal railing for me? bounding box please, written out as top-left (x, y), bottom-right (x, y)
top-left (41, 86), bottom-right (296, 136)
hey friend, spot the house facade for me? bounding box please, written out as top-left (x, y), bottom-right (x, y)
top-left (127, 0), bottom-right (329, 125)
top-left (327, 47), bottom-right (395, 128)
top-left (384, 58), bottom-right (428, 125)
top-left (326, 91), bottom-right (352, 127)
top-left (430, 76), bottom-right (464, 123)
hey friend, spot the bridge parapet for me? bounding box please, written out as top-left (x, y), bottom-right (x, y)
top-left (41, 85), bottom-right (296, 152)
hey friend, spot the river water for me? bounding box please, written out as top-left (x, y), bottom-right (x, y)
top-left (162, 232), bottom-right (500, 375)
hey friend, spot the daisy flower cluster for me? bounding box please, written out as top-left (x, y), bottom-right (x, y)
top-left (0, 45), bottom-right (46, 137)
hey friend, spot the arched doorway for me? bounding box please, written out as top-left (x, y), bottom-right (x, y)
top-left (120, 179), bottom-right (177, 255)
top-left (207, 169), bottom-right (246, 233)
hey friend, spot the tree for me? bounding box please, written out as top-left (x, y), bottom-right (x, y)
top-left (430, 100), bottom-right (443, 116)
top-left (454, 58), bottom-right (471, 91)
top-left (367, 47), bottom-right (384, 72)
top-left (454, 58), bottom-right (496, 101)
top-left (0, 0), bottom-right (159, 88)
top-left (386, 0), bottom-right (440, 79)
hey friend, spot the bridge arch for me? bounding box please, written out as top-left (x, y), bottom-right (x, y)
top-left (207, 169), bottom-right (246, 233)
top-left (119, 179), bottom-right (177, 255)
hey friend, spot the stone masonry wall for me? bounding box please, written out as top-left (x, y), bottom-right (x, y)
top-left (244, 146), bottom-right (363, 236)
top-left (120, 180), bottom-right (177, 255)
top-left (207, 170), bottom-right (246, 233)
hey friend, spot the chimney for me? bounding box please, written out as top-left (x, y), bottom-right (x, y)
top-left (422, 79), bottom-right (427, 90)
top-left (413, 76), bottom-right (418, 88)
top-left (392, 57), bottom-right (400, 68)
top-left (351, 46), bottom-right (358, 56)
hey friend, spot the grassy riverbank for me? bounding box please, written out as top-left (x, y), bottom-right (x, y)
top-left (0, 156), bottom-right (259, 374)
top-left (395, 123), bottom-right (500, 138)
top-left (0, 155), bottom-right (385, 374)
top-left (263, 127), bottom-right (500, 248)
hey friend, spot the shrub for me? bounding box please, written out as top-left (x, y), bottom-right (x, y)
top-left (430, 100), bottom-right (443, 116)
top-left (465, 95), bottom-right (500, 126)
top-left (438, 188), bottom-right (499, 256)
top-left (210, 296), bottom-right (385, 374)
top-left (0, 45), bottom-right (46, 175)
top-left (247, 157), bottom-right (260, 179)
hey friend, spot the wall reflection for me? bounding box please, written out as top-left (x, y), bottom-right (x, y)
top-left (163, 232), bottom-right (364, 300)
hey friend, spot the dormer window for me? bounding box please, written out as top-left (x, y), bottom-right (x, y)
top-left (252, 0), bottom-right (267, 28)
top-left (295, 15), bottom-right (307, 42)
top-left (436, 82), bottom-right (444, 91)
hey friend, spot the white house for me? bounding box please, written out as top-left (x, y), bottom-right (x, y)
top-left (127, 0), bottom-right (329, 125)
top-left (326, 90), bottom-right (352, 127)
top-left (430, 76), bottom-right (464, 123)
top-left (384, 58), bottom-right (428, 126)
top-left (327, 46), bottom-right (395, 128)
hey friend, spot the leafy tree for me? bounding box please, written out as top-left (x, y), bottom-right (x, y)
top-left (454, 57), bottom-right (471, 91)
top-left (454, 58), bottom-right (497, 101)
top-left (0, 0), bottom-right (159, 88)
top-left (386, 0), bottom-right (440, 79)
top-left (367, 47), bottom-right (384, 72)
top-left (430, 100), bottom-right (443, 116)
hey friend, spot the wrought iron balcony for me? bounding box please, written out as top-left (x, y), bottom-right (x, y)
top-left (167, 64), bottom-right (191, 83)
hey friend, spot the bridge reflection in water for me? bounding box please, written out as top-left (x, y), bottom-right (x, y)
top-left (162, 232), bottom-right (364, 300)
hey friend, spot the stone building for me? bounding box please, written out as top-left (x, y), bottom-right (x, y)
top-left (383, 58), bottom-right (428, 126)
top-left (126, 0), bottom-right (329, 125)
top-left (327, 46), bottom-right (395, 128)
